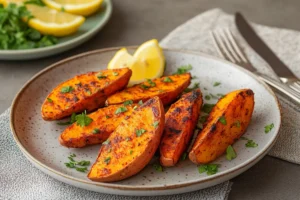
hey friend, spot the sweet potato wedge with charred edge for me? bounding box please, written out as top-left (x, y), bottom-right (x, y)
top-left (88, 97), bottom-right (165, 182)
top-left (106, 73), bottom-right (191, 106)
top-left (59, 103), bottom-right (139, 148)
top-left (160, 89), bottom-right (203, 167)
top-left (189, 89), bottom-right (254, 164)
top-left (42, 68), bottom-right (132, 121)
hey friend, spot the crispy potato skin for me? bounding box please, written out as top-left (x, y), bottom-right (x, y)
top-left (160, 89), bottom-right (203, 167)
top-left (189, 89), bottom-right (255, 164)
top-left (88, 97), bottom-right (165, 182)
top-left (41, 68), bottom-right (132, 121)
top-left (59, 104), bottom-right (139, 148)
top-left (106, 73), bottom-right (191, 106)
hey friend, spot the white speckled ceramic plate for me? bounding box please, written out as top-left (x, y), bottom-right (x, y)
top-left (10, 47), bottom-right (281, 196)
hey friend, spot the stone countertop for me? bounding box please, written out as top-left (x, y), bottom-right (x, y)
top-left (1, 0), bottom-right (300, 199)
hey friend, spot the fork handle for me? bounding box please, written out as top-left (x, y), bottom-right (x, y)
top-left (257, 73), bottom-right (300, 104)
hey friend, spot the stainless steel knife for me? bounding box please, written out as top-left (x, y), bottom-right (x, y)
top-left (235, 12), bottom-right (298, 80)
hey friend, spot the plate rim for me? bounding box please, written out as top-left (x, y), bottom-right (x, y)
top-left (0, 0), bottom-right (112, 56)
top-left (10, 47), bottom-right (282, 191)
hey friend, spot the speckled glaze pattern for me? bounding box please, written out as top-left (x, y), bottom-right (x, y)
top-left (10, 48), bottom-right (281, 196)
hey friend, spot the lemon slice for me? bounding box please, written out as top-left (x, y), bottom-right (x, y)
top-left (26, 4), bottom-right (85, 37)
top-left (133, 39), bottom-right (165, 80)
top-left (43, 0), bottom-right (103, 16)
top-left (108, 48), bottom-right (146, 86)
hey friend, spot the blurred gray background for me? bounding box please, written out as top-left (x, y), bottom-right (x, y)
top-left (1, 0), bottom-right (300, 199)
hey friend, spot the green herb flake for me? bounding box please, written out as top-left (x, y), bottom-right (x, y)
top-left (102, 139), bottom-right (110, 145)
top-left (199, 115), bottom-right (209, 124)
top-left (104, 157), bottom-right (111, 164)
top-left (140, 84), bottom-right (150, 89)
top-left (133, 106), bottom-right (138, 110)
top-left (205, 95), bottom-right (211, 100)
top-left (75, 111), bottom-right (93, 127)
top-left (113, 72), bottom-right (119, 76)
top-left (163, 77), bottom-right (173, 83)
top-left (130, 150), bottom-right (133, 155)
top-left (138, 100), bottom-right (143, 105)
top-left (173, 64), bottom-right (193, 75)
top-left (152, 121), bottom-right (159, 128)
top-left (96, 72), bottom-right (107, 79)
top-left (47, 98), bottom-right (53, 103)
top-left (61, 86), bottom-right (74, 93)
top-left (226, 145), bottom-right (237, 161)
top-left (65, 162), bottom-right (75, 168)
top-left (76, 167), bottom-right (88, 172)
top-left (213, 82), bottom-right (221, 87)
top-left (92, 128), bottom-right (100, 134)
top-left (198, 164), bottom-right (219, 175)
top-left (123, 100), bottom-right (133, 106)
top-left (70, 153), bottom-right (76, 157)
top-left (115, 106), bottom-right (128, 114)
top-left (234, 120), bottom-right (241, 128)
top-left (245, 140), bottom-right (258, 148)
top-left (136, 128), bottom-right (146, 137)
top-left (153, 163), bottom-right (163, 172)
top-left (24, 0), bottom-right (45, 6)
top-left (181, 152), bottom-right (188, 161)
top-left (64, 154), bottom-right (90, 173)
top-left (219, 116), bottom-right (227, 125)
top-left (147, 79), bottom-right (156, 87)
top-left (77, 160), bottom-right (90, 166)
top-left (264, 123), bottom-right (274, 134)
top-left (86, 90), bottom-right (92, 95)
top-left (202, 104), bottom-right (215, 114)
top-left (105, 115), bottom-right (110, 119)
top-left (209, 93), bottom-right (218, 99)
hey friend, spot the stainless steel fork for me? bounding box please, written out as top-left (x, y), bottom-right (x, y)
top-left (211, 29), bottom-right (300, 104)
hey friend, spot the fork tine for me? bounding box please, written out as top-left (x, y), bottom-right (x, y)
top-left (217, 30), bottom-right (242, 63)
top-left (211, 31), bottom-right (236, 63)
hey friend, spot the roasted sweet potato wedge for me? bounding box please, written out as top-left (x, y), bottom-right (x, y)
top-left (189, 89), bottom-right (255, 164)
top-left (88, 97), bottom-right (165, 182)
top-left (41, 68), bottom-right (132, 121)
top-left (106, 73), bottom-right (191, 106)
top-left (59, 103), bottom-right (139, 148)
top-left (160, 89), bottom-right (203, 167)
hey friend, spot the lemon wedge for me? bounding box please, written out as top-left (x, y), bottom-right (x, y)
top-left (43, 0), bottom-right (103, 16)
top-left (133, 39), bottom-right (165, 80)
top-left (108, 48), bottom-right (146, 86)
top-left (107, 40), bottom-right (165, 86)
top-left (26, 4), bottom-right (85, 37)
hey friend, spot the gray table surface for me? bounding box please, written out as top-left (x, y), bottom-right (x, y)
top-left (1, 0), bottom-right (300, 199)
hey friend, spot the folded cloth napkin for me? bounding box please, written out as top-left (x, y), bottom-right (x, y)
top-left (161, 8), bottom-right (300, 165)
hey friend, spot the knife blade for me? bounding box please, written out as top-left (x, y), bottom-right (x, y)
top-left (235, 12), bottom-right (296, 79)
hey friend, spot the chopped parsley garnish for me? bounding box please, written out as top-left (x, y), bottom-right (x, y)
top-left (205, 95), bottom-right (211, 100)
top-left (219, 116), bottom-right (227, 125)
top-left (64, 154), bottom-right (90, 173)
top-left (153, 163), bottom-right (163, 172)
top-left (61, 86), bottom-right (74, 93)
top-left (147, 79), bottom-right (156, 87)
top-left (198, 164), bottom-right (219, 175)
top-left (123, 100), bottom-right (133, 106)
top-left (57, 113), bottom-right (77, 125)
top-left (181, 152), bottom-right (188, 161)
top-left (24, 0), bottom-right (45, 6)
top-left (136, 128), bottom-right (146, 137)
top-left (152, 121), bottom-right (159, 128)
top-left (96, 72), bottom-right (107, 79)
top-left (75, 111), bottom-right (93, 127)
top-left (184, 82), bottom-right (200, 92)
top-left (102, 139), bottom-right (110, 145)
top-left (138, 100), bottom-right (143, 105)
top-left (199, 115), bottom-right (209, 124)
top-left (47, 98), bottom-right (53, 103)
top-left (86, 90), bottom-right (92, 95)
top-left (140, 84), bottom-right (150, 89)
top-left (130, 150), bottom-right (133, 155)
top-left (213, 82), bottom-right (221, 87)
top-left (234, 120), bottom-right (241, 128)
top-left (173, 64), bottom-right (193, 75)
top-left (226, 145), bottom-right (237, 161)
top-left (104, 157), bottom-right (111, 164)
top-left (202, 104), bottom-right (215, 114)
top-left (105, 115), bottom-right (110, 119)
top-left (133, 106), bottom-right (138, 110)
top-left (163, 77), bottom-right (173, 83)
top-left (92, 128), bottom-right (100, 134)
top-left (264, 123), bottom-right (274, 133)
top-left (209, 93), bottom-right (218, 99)
top-left (115, 106), bottom-right (128, 114)
top-left (113, 72), bottom-right (119, 76)
top-left (245, 140), bottom-right (258, 148)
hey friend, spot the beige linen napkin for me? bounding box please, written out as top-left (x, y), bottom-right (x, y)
top-left (161, 8), bottom-right (300, 165)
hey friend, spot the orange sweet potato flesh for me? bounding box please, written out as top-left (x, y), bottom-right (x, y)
top-left (106, 73), bottom-right (191, 106)
top-left (59, 103), bottom-right (139, 148)
top-left (160, 89), bottom-right (203, 167)
top-left (41, 68), bottom-right (132, 121)
top-left (88, 97), bottom-right (165, 182)
top-left (189, 89), bottom-right (255, 164)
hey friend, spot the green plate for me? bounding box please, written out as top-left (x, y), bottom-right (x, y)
top-left (0, 0), bottom-right (112, 60)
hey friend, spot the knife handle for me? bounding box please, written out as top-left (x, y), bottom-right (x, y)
top-left (258, 73), bottom-right (300, 104)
